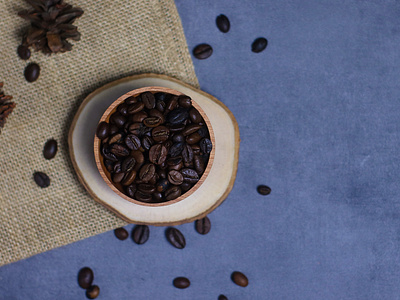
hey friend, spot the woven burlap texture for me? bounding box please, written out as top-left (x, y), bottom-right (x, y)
top-left (0, 0), bottom-right (199, 266)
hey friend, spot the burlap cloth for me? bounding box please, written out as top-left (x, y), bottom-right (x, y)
top-left (0, 0), bottom-right (198, 266)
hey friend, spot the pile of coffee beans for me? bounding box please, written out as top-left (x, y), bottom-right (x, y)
top-left (96, 91), bottom-right (213, 204)
top-left (78, 267), bottom-right (100, 299)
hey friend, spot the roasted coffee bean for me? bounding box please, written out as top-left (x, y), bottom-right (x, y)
top-left (166, 227), bottom-right (186, 249)
top-left (142, 135), bottom-right (154, 151)
top-left (121, 157), bottom-right (136, 172)
top-left (125, 184), bottom-right (137, 197)
top-left (143, 116), bottom-right (162, 128)
top-left (152, 192), bottom-right (163, 202)
top-left (131, 150), bottom-right (144, 170)
top-left (141, 92), bottom-right (156, 109)
top-left (122, 170), bottom-right (137, 186)
top-left (252, 37), bottom-right (268, 53)
top-left (138, 183), bottom-right (156, 194)
top-left (195, 216), bottom-right (211, 235)
top-left (182, 144), bottom-right (194, 166)
top-left (257, 185), bottom-right (271, 195)
top-left (131, 111), bottom-right (148, 123)
top-left (109, 133), bottom-right (124, 144)
top-left (132, 225), bottom-right (150, 244)
top-left (156, 100), bottom-right (166, 112)
top-left (156, 178), bottom-right (169, 192)
top-left (112, 172), bottom-right (125, 183)
top-left (148, 173), bottom-right (158, 185)
top-left (181, 182), bottom-right (192, 192)
top-left (186, 132), bottom-right (202, 145)
top-left (149, 108), bottom-right (165, 122)
top-left (125, 95), bottom-right (137, 105)
top-left (167, 156), bottom-right (183, 171)
top-left (165, 186), bottom-right (181, 201)
top-left (110, 143), bottom-right (129, 157)
top-left (173, 277), bottom-right (190, 289)
top-left (178, 95), bottom-right (192, 108)
top-left (216, 14), bottom-right (230, 33)
top-left (110, 112), bottom-right (126, 128)
top-left (152, 126), bottom-right (169, 143)
top-left (114, 227), bottom-right (129, 240)
top-left (17, 45), bottom-right (31, 60)
top-left (125, 134), bottom-right (141, 150)
top-left (86, 285), bottom-right (100, 299)
top-left (155, 92), bottom-right (167, 102)
top-left (197, 126), bottom-right (209, 138)
top-left (163, 140), bottom-right (173, 153)
top-left (231, 271), bottom-right (248, 287)
top-left (169, 142), bottom-right (184, 157)
top-left (181, 168), bottom-right (199, 184)
top-left (104, 159), bottom-right (114, 172)
top-left (193, 44), bottom-right (213, 60)
top-left (138, 163), bottom-right (156, 182)
top-left (172, 133), bottom-right (185, 143)
top-left (168, 170), bottom-right (183, 185)
top-left (194, 155), bottom-right (205, 174)
top-left (200, 138), bottom-right (213, 154)
top-left (113, 161), bottom-right (122, 173)
top-left (96, 122), bottom-right (109, 140)
top-left (182, 124), bottom-right (202, 136)
top-left (167, 108), bottom-right (189, 125)
top-left (117, 103), bottom-right (129, 116)
top-left (166, 95), bottom-right (179, 111)
top-left (24, 63), bottom-right (40, 82)
top-left (128, 102), bottom-right (144, 114)
top-left (128, 123), bottom-right (142, 135)
top-left (78, 267), bottom-right (93, 289)
top-left (191, 144), bottom-right (201, 155)
top-left (149, 144), bottom-right (167, 165)
top-left (189, 108), bottom-right (203, 123)
top-left (33, 172), bottom-right (50, 188)
top-left (102, 145), bottom-right (118, 162)
top-left (169, 123), bottom-right (185, 132)
top-left (135, 190), bottom-right (152, 202)
top-left (109, 124), bottom-right (119, 135)
top-left (218, 295), bottom-right (228, 300)
top-left (43, 139), bottom-right (57, 160)
top-left (158, 169), bottom-right (167, 179)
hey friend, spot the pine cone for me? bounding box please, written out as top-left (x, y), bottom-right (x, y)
top-left (0, 83), bottom-right (16, 133)
top-left (18, 0), bottom-right (84, 55)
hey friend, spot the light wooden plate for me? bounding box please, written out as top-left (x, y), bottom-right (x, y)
top-left (68, 73), bottom-right (240, 225)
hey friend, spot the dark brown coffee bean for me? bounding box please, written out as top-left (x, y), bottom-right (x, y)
top-left (169, 123), bottom-right (185, 132)
top-left (110, 143), bottom-right (129, 157)
top-left (189, 108), bottom-right (203, 123)
top-left (166, 227), bottom-right (186, 249)
top-left (156, 178), bottom-right (169, 192)
top-left (257, 185), bottom-right (271, 195)
top-left (152, 192), bottom-right (163, 202)
top-left (110, 112), bottom-right (126, 128)
top-left (193, 155), bottom-right (205, 174)
top-left (121, 157), bottom-right (136, 172)
top-left (191, 144), bottom-right (201, 155)
top-left (109, 124), bottom-right (119, 135)
top-left (112, 172), bottom-right (125, 183)
top-left (114, 227), bottom-right (129, 240)
top-left (137, 183), bottom-right (156, 194)
top-left (169, 142), bottom-right (184, 157)
top-left (143, 116), bottom-right (162, 128)
top-left (131, 111), bottom-right (148, 123)
top-left (158, 169), bottom-right (167, 179)
top-left (186, 132), bottom-right (202, 145)
top-left (178, 95), bottom-right (192, 108)
top-left (78, 267), bottom-right (93, 289)
top-left (218, 295), bottom-right (228, 300)
top-left (216, 14), bottom-right (230, 33)
top-left (166, 95), bottom-right (179, 111)
top-left (197, 126), bottom-right (209, 138)
top-left (172, 133), bottom-right (185, 143)
top-left (141, 92), bottom-right (156, 109)
top-left (152, 126), bottom-right (169, 143)
top-left (165, 186), bottom-right (181, 201)
top-left (135, 190), bottom-right (152, 202)
top-left (231, 271), bottom-right (248, 287)
top-left (33, 172), bottom-right (50, 188)
top-left (181, 182), bottom-right (193, 192)
top-left (125, 184), bottom-right (137, 198)
top-left (102, 145), bottom-right (118, 162)
top-left (125, 95), bottom-right (137, 105)
top-left (25, 63), bottom-right (40, 84)
top-left (193, 44), bottom-right (213, 60)
top-left (156, 100), bottom-right (166, 112)
top-left (148, 173), bottom-right (158, 185)
top-left (96, 122), bottom-right (109, 140)
top-left (182, 144), bottom-right (194, 167)
top-left (149, 108), bottom-right (165, 122)
top-left (125, 134), bottom-right (141, 150)
top-left (182, 124), bottom-right (202, 136)
top-left (43, 139), bottom-right (57, 160)
top-left (128, 123), bottom-right (142, 135)
top-left (131, 150), bottom-right (144, 170)
top-left (128, 102), bottom-right (144, 114)
top-left (167, 108), bottom-right (189, 125)
top-left (86, 285), bottom-right (100, 299)
top-left (117, 103), bottom-right (129, 116)
top-left (138, 163), bottom-right (156, 182)
top-left (149, 144), bottom-right (167, 165)
top-left (132, 225), bottom-right (150, 244)
top-left (200, 138), bottom-right (213, 154)
top-left (155, 92), bottom-right (168, 102)
top-left (122, 170), bottom-right (137, 186)
top-left (141, 136), bottom-right (154, 151)
top-left (167, 156), bottom-right (183, 171)
top-left (252, 37), bottom-right (268, 53)
top-left (113, 161), bottom-right (122, 173)
top-left (104, 159), bottom-right (114, 172)
top-left (17, 45), bottom-right (31, 60)
top-left (109, 133), bottom-right (124, 145)
top-left (195, 216), bottom-right (211, 235)
top-left (181, 168), bottom-right (199, 184)
top-left (168, 170), bottom-right (183, 185)
top-left (173, 277), bottom-right (190, 289)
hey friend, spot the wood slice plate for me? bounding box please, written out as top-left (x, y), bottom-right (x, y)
top-left (68, 73), bottom-right (240, 225)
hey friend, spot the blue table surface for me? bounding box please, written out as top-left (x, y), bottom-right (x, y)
top-left (2, 1), bottom-right (400, 299)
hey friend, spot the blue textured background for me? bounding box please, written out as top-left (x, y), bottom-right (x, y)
top-left (1, 0), bottom-right (400, 299)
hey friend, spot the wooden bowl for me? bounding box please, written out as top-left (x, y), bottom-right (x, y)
top-left (94, 86), bottom-right (215, 207)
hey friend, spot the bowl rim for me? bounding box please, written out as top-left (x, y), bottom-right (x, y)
top-left (93, 86), bottom-right (215, 207)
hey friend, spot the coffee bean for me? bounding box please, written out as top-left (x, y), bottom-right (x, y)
top-left (109, 143), bottom-right (129, 157)
top-left (156, 178), bottom-right (169, 192)
top-left (172, 133), bottom-right (185, 143)
top-left (165, 186), bottom-right (182, 200)
top-left (102, 145), bottom-right (118, 162)
top-left (132, 225), bottom-right (150, 244)
top-left (169, 142), bottom-right (184, 157)
top-left (189, 108), bottom-right (203, 123)
top-left (121, 157), bottom-right (136, 172)
top-left (117, 103), bottom-right (129, 116)
top-left (167, 108), bottom-right (189, 125)
top-left (43, 139), bottom-right (57, 160)
top-left (141, 136), bottom-right (154, 151)
top-left (114, 227), bottom-right (129, 240)
top-left (125, 184), bottom-right (137, 198)
top-left (181, 168), bottom-right (199, 184)
top-left (193, 155), bottom-right (205, 174)
top-left (178, 95), bottom-right (192, 108)
top-left (167, 156), bottom-right (183, 171)
top-left (149, 144), bottom-right (167, 165)
top-left (200, 138), bottom-right (213, 154)
top-left (186, 132), bottom-right (202, 145)
top-left (86, 285), bottom-right (100, 299)
top-left (182, 124), bottom-right (202, 136)
top-left (195, 216), bottom-right (211, 235)
top-left (257, 185), bottom-right (271, 195)
top-left (96, 122), bottom-right (109, 140)
top-left (137, 183), bottom-right (156, 194)
top-left (141, 92), bottom-right (156, 109)
top-left (216, 14), bottom-right (230, 33)
top-left (131, 150), bottom-right (144, 170)
top-left (143, 116), bottom-right (162, 128)
top-left (154, 92), bottom-right (167, 102)
top-left (135, 190), bottom-right (152, 202)
top-left (191, 144), bottom-right (201, 155)
top-left (168, 170), bottom-right (183, 185)
top-left (109, 124), bottom-right (119, 135)
top-left (218, 295), bottom-right (228, 300)
top-left (149, 108), bottom-right (165, 122)
top-left (78, 267), bottom-right (94, 289)
top-left (181, 182), bottom-right (193, 192)
top-left (110, 112), bottom-right (126, 128)
top-left (173, 277), bottom-right (190, 289)
top-left (113, 161), bottom-right (122, 173)
top-left (17, 45), bottom-right (31, 60)
top-left (125, 134), bottom-right (141, 150)
top-left (169, 123), bottom-right (185, 132)
top-left (128, 102), bottom-right (144, 114)
top-left (109, 133), bottom-right (124, 145)
top-left (131, 111), bottom-right (148, 123)
top-left (166, 95), bottom-right (179, 111)
top-left (24, 63), bottom-right (40, 82)
top-left (152, 126), bottom-right (169, 143)
top-left (128, 123), bottom-right (142, 135)
top-left (251, 37), bottom-right (268, 53)
top-left (182, 144), bottom-right (194, 167)
top-left (231, 271), bottom-right (248, 287)
top-left (138, 163), bottom-right (156, 182)
top-left (33, 172), bottom-right (50, 188)
top-left (104, 160), bottom-right (114, 172)
top-left (193, 44), bottom-right (213, 60)
top-left (112, 172), bottom-right (125, 183)
top-left (156, 100), bottom-right (166, 112)
top-left (122, 170), bottom-right (137, 186)
top-left (166, 227), bottom-right (186, 249)
top-left (125, 95), bottom-right (137, 105)
top-left (198, 126), bottom-right (209, 138)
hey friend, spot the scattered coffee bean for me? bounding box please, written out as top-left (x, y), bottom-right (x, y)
top-left (114, 227), bottom-right (129, 240)
top-left (193, 44), bottom-right (213, 60)
top-left (17, 45), bottom-right (31, 60)
top-left (218, 295), bottom-right (228, 300)
top-left (78, 267), bottom-right (94, 289)
top-left (33, 171), bottom-right (50, 188)
top-left (166, 227), bottom-right (186, 249)
top-left (173, 277), bottom-right (190, 289)
top-left (86, 285), bottom-right (100, 299)
top-left (96, 121), bottom-right (109, 140)
top-left (231, 271), bottom-right (248, 287)
top-left (216, 14), bottom-right (230, 33)
top-left (195, 216), bottom-right (211, 235)
top-left (251, 37), bottom-right (268, 53)
top-left (257, 185), bottom-right (271, 195)
top-left (24, 63), bottom-right (40, 82)
top-left (43, 139), bottom-right (57, 160)
top-left (132, 225), bottom-right (150, 245)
